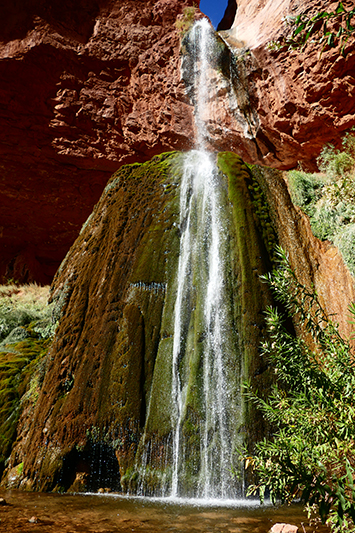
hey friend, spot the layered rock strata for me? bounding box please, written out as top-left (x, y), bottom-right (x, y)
top-left (217, 0), bottom-right (355, 170)
top-left (1, 0), bottom-right (355, 282)
top-left (0, 0), bottom-right (195, 283)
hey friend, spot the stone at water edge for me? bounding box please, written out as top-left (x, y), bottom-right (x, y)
top-left (269, 523), bottom-right (298, 533)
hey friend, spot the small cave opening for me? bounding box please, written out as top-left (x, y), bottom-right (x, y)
top-left (199, 0), bottom-right (237, 31)
top-left (58, 442), bottom-right (121, 493)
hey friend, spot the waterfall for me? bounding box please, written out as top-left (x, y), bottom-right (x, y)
top-left (132, 18), bottom-right (247, 500)
top-left (169, 19), bottom-right (240, 499)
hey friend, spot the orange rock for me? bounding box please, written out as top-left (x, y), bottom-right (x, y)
top-left (0, 0), bottom-right (195, 283)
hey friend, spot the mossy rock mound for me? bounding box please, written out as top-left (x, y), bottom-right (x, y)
top-left (3, 151), bottom-right (274, 494)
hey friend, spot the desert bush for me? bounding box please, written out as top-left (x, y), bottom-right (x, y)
top-left (175, 6), bottom-right (197, 36)
top-left (287, 170), bottom-right (325, 211)
top-left (244, 247), bottom-right (355, 533)
top-left (287, 132), bottom-right (355, 276)
top-left (0, 284), bottom-right (56, 344)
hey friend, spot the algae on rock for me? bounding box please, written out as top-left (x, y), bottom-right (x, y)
top-left (2, 151), bottom-right (274, 496)
top-left (0, 284), bottom-right (54, 480)
top-left (129, 151), bottom-right (273, 497)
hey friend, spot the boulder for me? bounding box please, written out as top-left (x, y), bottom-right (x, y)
top-left (269, 523), bottom-right (298, 533)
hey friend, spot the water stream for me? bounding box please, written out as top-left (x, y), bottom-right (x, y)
top-left (170, 149), bottom-right (236, 499)
top-left (133, 18), bottom-right (247, 501)
top-left (170, 19), bottom-right (239, 499)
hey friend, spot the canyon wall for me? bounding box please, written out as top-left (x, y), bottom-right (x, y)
top-left (202, 0), bottom-right (355, 170)
top-left (0, 0), bottom-right (195, 283)
top-left (1, 0), bottom-right (355, 282)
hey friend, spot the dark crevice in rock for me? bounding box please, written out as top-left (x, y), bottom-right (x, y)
top-left (59, 443), bottom-right (121, 493)
top-left (217, 0), bottom-right (237, 31)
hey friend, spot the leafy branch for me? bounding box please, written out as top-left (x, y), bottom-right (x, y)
top-left (268, 2), bottom-right (355, 57)
top-left (243, 247), bottom-right (355, 533)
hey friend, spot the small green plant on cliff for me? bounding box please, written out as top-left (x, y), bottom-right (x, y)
top-left (244, 247), bottom-right (355, 533)
top-left (287, 131), bottom-right (355, 276)
top-left (268, 2), bottom-right (355, 57)
top-left (318, 130), bottom-right (355, 183)
top-left (175, 6), bottom-right (197, 36)
top-left (247, 165), bottom-right (279, 265)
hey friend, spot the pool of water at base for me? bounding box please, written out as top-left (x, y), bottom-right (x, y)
top-left (0, 490), bottom-right (330, 533)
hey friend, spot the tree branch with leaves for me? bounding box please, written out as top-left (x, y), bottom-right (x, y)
top-left (244, 247), bottom-right (355, 533)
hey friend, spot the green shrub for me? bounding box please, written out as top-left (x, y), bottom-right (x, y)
top-left (0, 284), bottom-right (55, 475)
top-left (0, 284), bottom-right (56, 344)
top-left (268, 3), bottom-right (355, 57)
top-left (287, 170), bottom-right (325, 210)
top-left (175, 6), bottom-right (197, 36)
top-left (0, 332), bottom-right (51, 475)
top-left (310, 200), bottom-right (355, 241)
top-left (334, 224), bottom-right (355, 276)
top-left (318, 147), bottom-right (355, 182)
top-left (244, 248), bottom-right (355, 533)
top-left (287, 133), bottom-right (355, 276)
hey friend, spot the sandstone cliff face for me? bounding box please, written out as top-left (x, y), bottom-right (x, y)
top-left (217, 0), bottom-right (355, 170)
top-left (1, 0), bottom-right (355, 283)
top-left (257, 167), bottom-right (355, 340)
top-left (0, 0), bottom-right (195, 283)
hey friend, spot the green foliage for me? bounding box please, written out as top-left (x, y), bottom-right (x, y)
top-left (287, 170), bottom-right (325, 212)
top-left (0, 332), bottom-right (51, 474)
top-left (244, 247), bottom-right (355, 532)
top-left (334, 225), bottom-right (355, 276)
top-left (0, 284), bottom-right (57, 344)
top-left (287, 133), bottom-right (355, 276)
top-left (268, 2), bottom-right (355, 56)
top-left (0, 284), bottom-right (55, 474)
top-left (318, 132), bottom-right (355, 182)
top-left (175, 6), bottom-right (197, 36)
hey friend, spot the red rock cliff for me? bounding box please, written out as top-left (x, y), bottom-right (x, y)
top-left (0, 0), bottom-right (195, 283)
top-left (218, 0), bottom-right (355, 169)
top-left (1, 0), bottom-right (355, 283)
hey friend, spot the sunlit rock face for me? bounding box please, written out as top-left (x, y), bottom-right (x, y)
top-left (215, 0), bottom-right (355, 170)
top-left (255, 166), bottom-right (355, 341)
top-left (0, 0), bottom-right (195, 283)
top-left (1, 0), bottom-right (355, 284)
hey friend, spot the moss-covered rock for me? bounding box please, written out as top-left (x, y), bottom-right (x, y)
top-left (0, 284), bottom-right (55, 479)
top-left (2, 152), bottom-right (184, 492)
top-left (128, 152), bottom-right (273, 496)
top-left (3, 151), bottom-right (274, 495)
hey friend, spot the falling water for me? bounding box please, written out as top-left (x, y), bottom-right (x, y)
top-left (170, 19), bottom-right (240, 499)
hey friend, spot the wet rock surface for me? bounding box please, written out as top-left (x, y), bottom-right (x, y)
top-left (2, 152), bottom-right (273, 494)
